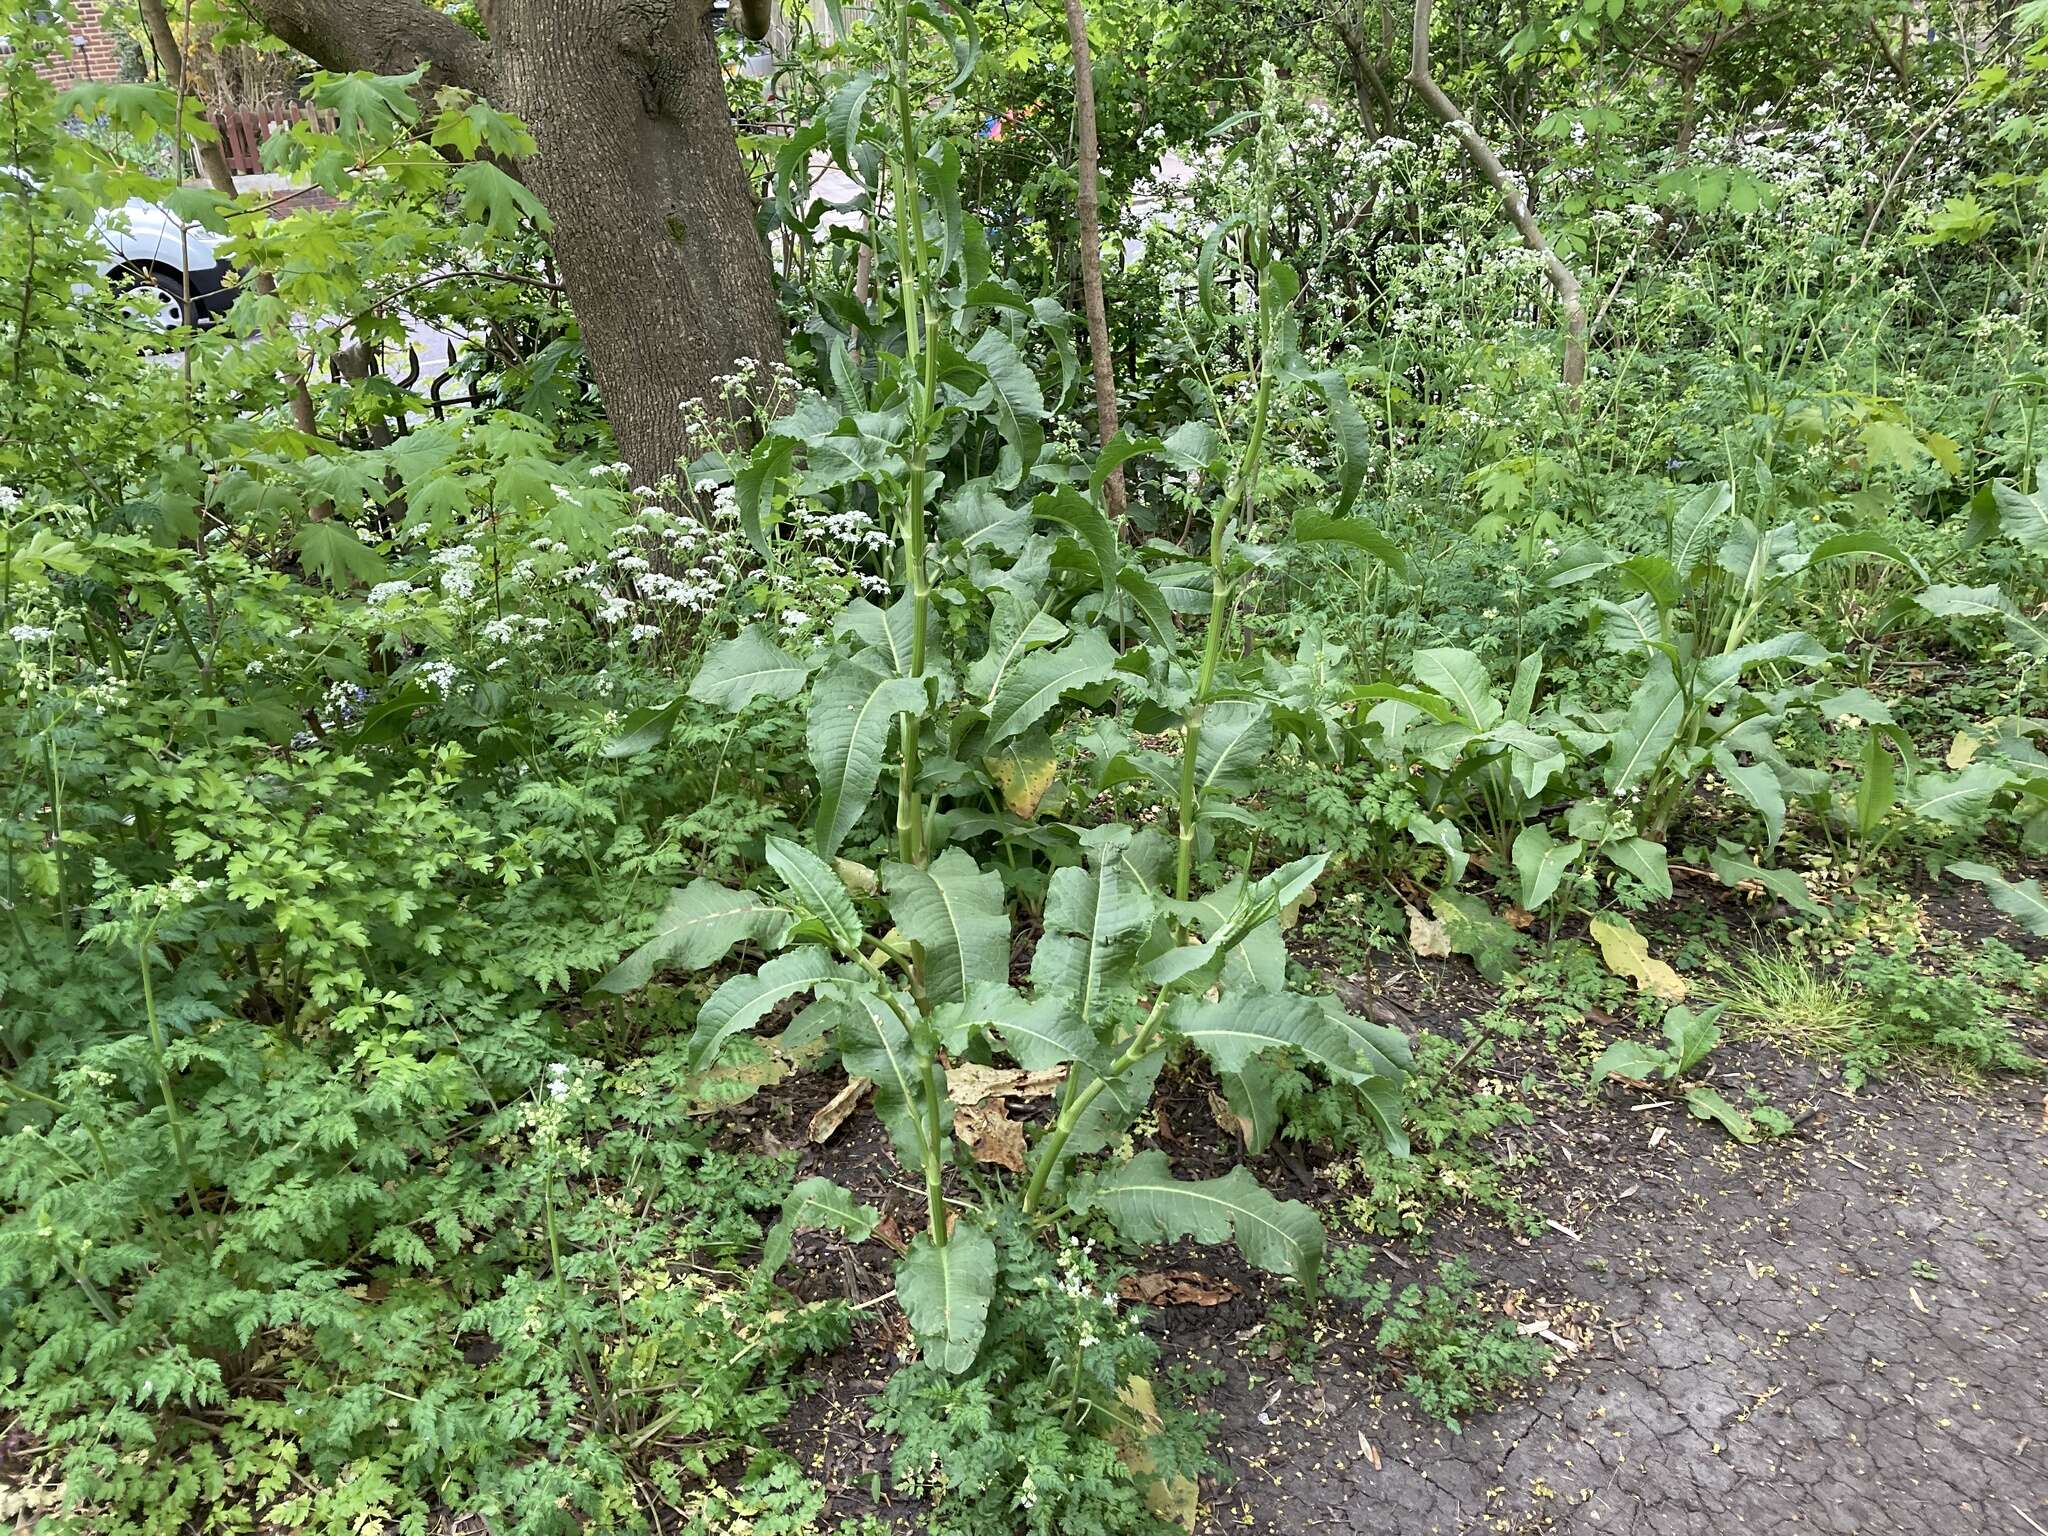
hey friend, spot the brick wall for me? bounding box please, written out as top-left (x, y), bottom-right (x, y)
top-left (18, 0), bottom-right (130, 89)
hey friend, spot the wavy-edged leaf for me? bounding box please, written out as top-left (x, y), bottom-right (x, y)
top-left (823, 71), bottom-right (879, 171)
top-left (831, 983), bottom-right (939, 1168)
top-left (759, 1176), bottom-right (879, 1284)
top-left (1039, 834), bottom-right (1158, 1027)
top-left (765, 834), bottom-right (865, 951)
top-left (981, 988), bottom-right (1108, 1074)
top-left (1404, 812), bottom-right (1469, 884)
top-left (1093, 429), bottom-right (1161, 496)
top-left (1194, 699), bottom-right (1272, 794)
top-left (603, 696), bottom-right (684, 758)
top-left (1708, 849), bottom-right (1826, 917)
top-left (689, 946), bottom-right (854, 1071)
top-left (1115, 566), bottom-right (1177, 647)
top-left (732, 434), bottom-right (794, 556)
top-left (1992, 475), bottom-right (2048, 555)
top-left (1295, 511), bottom-right (1407, 575)
top-left (1172, 990), bottom-right (1367, 1081)
top-left (966, 591), bottom-right (1067, 702)
top-left (1071, 1149), bottom-right (1323, 1286)
top-left (1317, 995), bottom-right (1415, 1082)
top-left (594, 879), bottom-right (791, 993)
top-left (1032, 485), bottom-right (1120, 603)
top-left (1510, 825), bottom-right (1581, 912)
top-left (898, 1224), bottom-right (996, 1374)
top-left (1669, 482), bottom-right (1733, 577)
top-left (1602, 836), bottom-right (1673, 899)
top-left (839, 595), bottom-right (921, 677)
top-left (807, 656), bottom-right (928, 855)
top-left (1806, 529), bottom-right (1926, 579)
top-left (968, 330), bottom-right (1045, 486)
top-left (1606, 658), bottom-right (1683, 792)
top-left (885, 849), bottom-right (1008, 1006)
top-left (1301, 371), bottom-right (1378, 517)
top-left (1947, 861), bottom-right (2048, 936)
top-left (1174, 879), bottom-right (1285, 998)
top-left (689, 625), bottom-right (815, 712)
top-left (1063, 1048), bottom-right (1165, 1159)
top-left (1711, 747), bottom-right (1787, 848)
top-left (1217, 1057), bottom-right (1288, 1152)
top-left (1411, 648), bottom-right (1500, 729)
top-left (1905, 762), bottom-right (2009, 827)
top-left (984, 630), bottom-right (1119, 744)
top-left (1589, 1038), bottom-right (1669, 1087)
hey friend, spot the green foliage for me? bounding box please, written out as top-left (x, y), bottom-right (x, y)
top-left (11, 0), bottom-right (2048, 1520)
top-left (870, 1223), bottom-right (1215, 1536)
top-left (1839, 948), bottom-right (2042, 1085)
top-left (1329, 1034), bottom-right (1540, 1243)
top-left (1326, 1254), bottom-right (1552, 1430)
top-left (1717, 941), bottom-right (2043, 1087)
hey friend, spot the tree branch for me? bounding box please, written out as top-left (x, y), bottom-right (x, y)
top-left (1407, 0), bottom-right (1586, 395)
top-left (736, 0), bottom-right (774, 43)
top-left (238, 0), bottom-right (493, 95)
top-left (1333, 10), bottom-right (1395, 141)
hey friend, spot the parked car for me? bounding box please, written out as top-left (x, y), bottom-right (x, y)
top-left (1, 164), bottom-right (239, 327)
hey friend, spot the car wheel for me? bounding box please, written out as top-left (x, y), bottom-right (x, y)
top-left (115, 268), bottom-right (189, 329)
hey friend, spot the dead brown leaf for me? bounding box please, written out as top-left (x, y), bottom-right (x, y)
top-left (1503, 903), bottom-right (1537, 931)
top-left (1207, 1087), bottom-right (1254, 1149)
top-left (807, 1076), bottom-right (872, 1144)
top-left (1406, 902), bottom-right (1452, 958)
top-left (945, 1061), bottom-right (1064, 1107)
top-left (953, 1099), bottom-right (1028, 1173)
top-left (1117, 1270), bottom-right (1241, 1307)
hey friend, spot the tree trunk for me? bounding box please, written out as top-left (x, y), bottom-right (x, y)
top-left (494, 2), bottom-right (784, 481)
top-left (242, 0), bottom-right (785, 487)
top-left (1332, 11), bottom-right (1395, 140)
top-left (1407, 0), bottom-right (1585, 396)
top-left (1061, 0), bottom-right (1126, 522)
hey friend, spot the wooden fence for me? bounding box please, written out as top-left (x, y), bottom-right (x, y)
top-left (209, 104), bottom-right (339, 176)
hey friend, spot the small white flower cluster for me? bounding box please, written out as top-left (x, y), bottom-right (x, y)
top-left (480, 615), bottom-right (552, 647)
top-left (417, 659), bottom-right (458, 697)
top-left (367, 579), bottom-right (419, 607)
top-left (433, 544), bottom-right (482, 601)
top-left (8, 624), bottom-right (53, 644)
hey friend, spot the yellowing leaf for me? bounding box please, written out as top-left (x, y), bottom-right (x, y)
top-left (1112, 1376), bottom-right (1199, 1531)
top-left (1588, 917), bottom-right (1687, 1002)
top-left (983, 735), bottom-right (1059, 818)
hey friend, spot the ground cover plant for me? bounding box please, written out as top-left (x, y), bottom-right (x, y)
top-left (4, 0), bottom-right (2048, 1532)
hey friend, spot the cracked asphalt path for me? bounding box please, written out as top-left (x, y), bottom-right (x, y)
top-left (1189, 1076), bottom-right (2048, 1535)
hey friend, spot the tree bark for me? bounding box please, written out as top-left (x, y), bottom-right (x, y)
top-left (241, 0), bottom-right (785, 486)
top-left (1062, 0), bottom-right (1126, 523)
top-left (494, 3), bottom-right (784, 479)
top-left (1332, 11), bottom-right (1395, 140)
top-left (1407, 0), bottom-right (1586, 396)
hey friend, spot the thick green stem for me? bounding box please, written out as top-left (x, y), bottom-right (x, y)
top-left (851, 943), bottom-right (950, 1244)
top-left (1174, 369), bottom-right (1274, 902)
top-left (1021, 994), bottom-right (1171, 1216)
top-left (889, 0), bottom-right (936, 868)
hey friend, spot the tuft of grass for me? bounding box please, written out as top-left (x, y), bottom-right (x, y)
top-left (1713, 948), bottom-right (1867, 1055)
top-left (1714, 943), bottom-right (2040, 1086)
